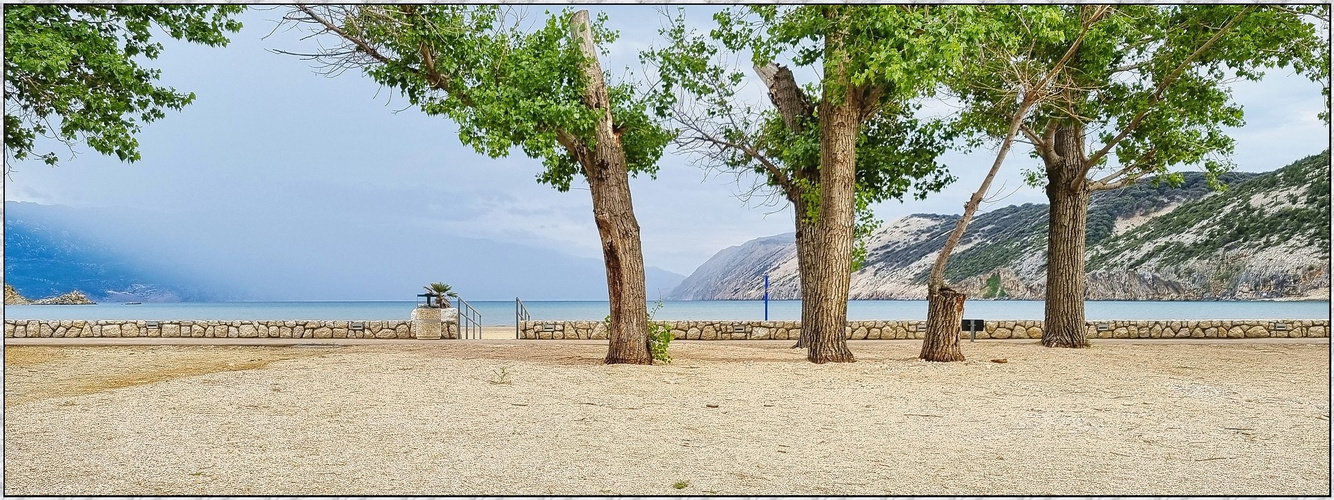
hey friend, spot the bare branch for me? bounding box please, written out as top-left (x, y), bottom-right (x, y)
top-left (1089, 148), bottom-right (1157, 191)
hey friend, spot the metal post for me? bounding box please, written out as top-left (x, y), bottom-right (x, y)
top-left (763, 273), bottom-right (769, 321)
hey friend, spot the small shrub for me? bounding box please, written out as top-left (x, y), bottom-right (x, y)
top-left (490, 366), bottom-right (512, 385)
top-left (647, 300), bottom-right (673, 364)
top-left (605, 300), bottom-right (674, 364)
top-left (672, 480), bottom-right (689, 490)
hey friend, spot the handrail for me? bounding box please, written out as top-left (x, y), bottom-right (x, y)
top-left (455, 297), bottom-right (482, 339)
top-left (515, 297), bottom-right (531, 339)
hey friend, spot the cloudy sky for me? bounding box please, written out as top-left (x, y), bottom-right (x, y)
top-left (4, 6), bottom-right (1328, 300)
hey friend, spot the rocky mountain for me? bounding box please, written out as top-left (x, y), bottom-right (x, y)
top-left (5, 283), bottom-right (32, 304)
top-left (669, 151), bottom-right (1331, 301)
top-left (3, 284), bottom-right (94, 305)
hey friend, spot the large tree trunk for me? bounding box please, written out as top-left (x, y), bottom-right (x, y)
top-left (755, 63), bottom-right (821, 351)
top-left (571, 10), bottom-right (651, 364)
top-left (791, 190), bottom-right (819, 349)
top-left (806, 13), bottom-right (857, 364)
top-left (1042, 123), bottom-right (1090, 348)
top-left (921, 285), bottom-right (965, 362)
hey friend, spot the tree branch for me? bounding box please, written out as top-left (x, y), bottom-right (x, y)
top-left (753, 63), bottom-right (814, 133)
top-left (1082, 6), bottom-right (1255, 174)
top-left (292, 5), bottom-right (396, 66)
top-left (1088, 148), bottom-right (1157, 191)
top-left (677, 122), bottom-right (798, 199)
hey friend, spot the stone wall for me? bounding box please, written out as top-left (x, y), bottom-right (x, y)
top-left (7, 318), bottom-right (1325, 341)
top-left (518, 319), bottom-right (1330, 340)
top-left (2, 320), bottom-right (462, 340)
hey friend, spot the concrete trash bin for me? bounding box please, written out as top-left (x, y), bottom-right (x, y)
top-left (411, 307), bottom-right (442, 339)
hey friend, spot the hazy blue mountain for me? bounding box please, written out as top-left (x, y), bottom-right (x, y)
top-left (4, 202), bottom-right (229, 302)
top-left (3, 201), bottom-right (685, 302)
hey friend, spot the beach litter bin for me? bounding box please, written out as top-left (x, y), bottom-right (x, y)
top-left (412, 306), bottom-right (442, 339)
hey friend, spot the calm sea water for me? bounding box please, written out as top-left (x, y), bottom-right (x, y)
top-left (5, 300), bottom-right (1329, 325)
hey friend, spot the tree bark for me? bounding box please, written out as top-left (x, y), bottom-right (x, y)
top-left (1041, 123), bottom-right (1090, 348)
top-left (791, 189), bottom-right (819, 349)
top-left (754, 63), bottom-right (822, 350)
top-left (755, 63), bottom-right (814, 132)
top-left (571, 10), bottom-right (651, 364)
top-left (921, 286), bottom-right (965, 362)
top-left (806, 12), bottom-right (857, 364)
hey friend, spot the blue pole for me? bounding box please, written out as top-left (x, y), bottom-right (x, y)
top-left (764, 273), bottom-right (769, 321)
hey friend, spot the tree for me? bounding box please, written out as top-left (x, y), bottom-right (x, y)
top-left (280, 6), bottom-right (671, 364)
top-left (423, 282), bottom-right (458, 308)
top-left (969, 5), bottom-right (1329, 348)
top-left (920, 5), bottom-right (1111, 362)
top-left (696, 6), bottom-right (986, 363)
top-left (642, 8), bottom-right (954, 352)
top-left (3, 5), bottom-right (244, 175)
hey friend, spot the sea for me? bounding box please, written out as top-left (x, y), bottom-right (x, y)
top-left (4, 300), bottom-right (1330, 326)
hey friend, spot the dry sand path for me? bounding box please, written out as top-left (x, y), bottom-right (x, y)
top-left (4, 339), bottom-right (1329, 495)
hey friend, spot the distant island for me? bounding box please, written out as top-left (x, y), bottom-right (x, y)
top-left (670, 151), bottom-right (1331, 302)
top-left (4, 284), bottom-right (95, 305)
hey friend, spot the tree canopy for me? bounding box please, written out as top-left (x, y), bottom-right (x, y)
top-left (643, 9), bottom-right (957, 267)
top-left (280, 5), bottom-right (671, 192)
top-left (3, 5), bottom-right (244, 173)
top-left (953, 5), bottom-right (1330, 192)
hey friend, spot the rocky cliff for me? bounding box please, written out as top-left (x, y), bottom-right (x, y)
top-left (670, 151), bottom-right (1331, 301)
top-left (4, 283), bottom-right (95, 305)
top-left (5, 283), bottom-right (32, 305)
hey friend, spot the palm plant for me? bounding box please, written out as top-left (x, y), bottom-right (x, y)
top-left (423, 282), bottom-right (458, 308)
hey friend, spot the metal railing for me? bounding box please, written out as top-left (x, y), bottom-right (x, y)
top-left (456, 297), bottom-right (482, 340)
top-left (515, 297), bottom-right (531, 339)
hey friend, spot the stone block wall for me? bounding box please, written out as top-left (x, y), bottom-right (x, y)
top-left (3, 320), bottom-right (433, 339)
top-left (518, 319), bottom-right (1329, 340)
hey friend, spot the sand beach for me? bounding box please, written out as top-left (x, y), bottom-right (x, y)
top-left (3, 337), bottom-right (1329, 495)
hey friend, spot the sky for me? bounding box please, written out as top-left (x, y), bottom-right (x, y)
top-left (3, 6), bottom-right (1329, 300)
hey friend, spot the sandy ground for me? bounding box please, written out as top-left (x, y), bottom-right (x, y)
top-left (3, 338), bottom-right (1329, 495)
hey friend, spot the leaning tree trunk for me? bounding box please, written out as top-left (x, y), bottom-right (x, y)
top-left (918, 96), bottom-right (1029, 361)
top-left (921, 285), bottom-right (966, 361)
top-left (805, 20), bottom-right (858, 364)
top-left (1042, 124), bottom-right (1090, 348)
top-left (571, 10), bottom-right (651, 364)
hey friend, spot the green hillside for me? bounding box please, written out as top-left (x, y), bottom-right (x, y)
top-left (1089, 151), bottom-right (1330, 270)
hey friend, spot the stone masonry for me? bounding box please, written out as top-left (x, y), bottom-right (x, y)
top-left (517, 319), bottom-right (1330, 340)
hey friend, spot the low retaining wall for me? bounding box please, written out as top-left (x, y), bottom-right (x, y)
top-left (7, 319), bottom-right (1326, 341)
top-left (3, 320), bottom-right (457, 340)
top-left (518, 319), bottom-right (1330, 340)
